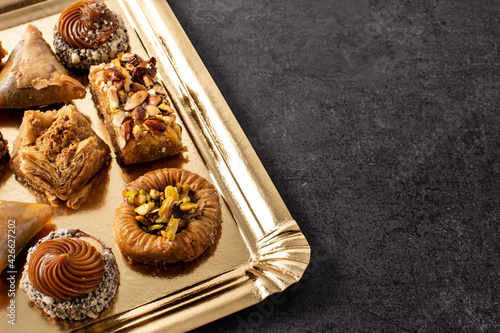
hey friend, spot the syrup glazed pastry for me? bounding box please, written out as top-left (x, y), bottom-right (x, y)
top-left (11, 104), bottom-right (110, 209)
top-left (113, 168), bottom-right (222, 264)
top-left (0, 42), bottom-right (7, 70)
top-left (20, 228), bottom-right (119, 320)
top-left (0, 131), bottom-right (10, 176)
top-left (0, 201), bottom-right (51, 272)
top-left (89, 53), bottom-right (184, 165)
top-left (0, 25), bottom-right (86, 109)
top-left (54, 0), bottom-right (129, 69)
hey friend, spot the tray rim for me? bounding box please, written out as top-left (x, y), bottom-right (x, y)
top-left (0, 0), bottom-right (311, 331)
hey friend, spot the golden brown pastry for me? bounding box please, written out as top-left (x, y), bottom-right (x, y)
top-left (0, 24), bottom-right (86, 109)
top-left (0, 201), bottom-right (51, 272)
top-left (0, 131), bottom-right (10, 176)
top-left (0, 42), bottom-right (7, 71)
top-left (10, 104), bottom-right (110, 209)
top-left (89, 53), bottom-right (184, 164)
top-left (113, 168), bottom-right (221, 264)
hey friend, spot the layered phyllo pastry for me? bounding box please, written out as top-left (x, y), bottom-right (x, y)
top-left (20, 228), bottom-right (119, 320)
top-left (89, 53), bottom-right (184, 165)
top-left (0, 25), bottom-right (86, 109)
top-left (11, 104), bottom-right (110, 209)
top-left (113, 168), bottom-right (221, 264)
top-left (0, 201), bottom-right (51, 272)
top-left (0, 131), bottom-right (9, 176)
top-left (54, 0), bottom-right (129, 69)
top-left (0, 42), bottom-right (7, 70)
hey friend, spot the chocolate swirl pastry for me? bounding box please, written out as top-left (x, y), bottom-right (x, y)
top-left (58, 0), bottom-right (118, 49)
top-left (28, 238), bottom-right (105, 301)
top-left (54, 0), bottom-right (129, 69)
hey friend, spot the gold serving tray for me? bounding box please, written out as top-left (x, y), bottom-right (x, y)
top-left (0, 0), bottom-right (310, 332)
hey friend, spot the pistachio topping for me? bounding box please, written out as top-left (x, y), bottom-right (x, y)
top-left (124, 184), bottom-right (198, 240)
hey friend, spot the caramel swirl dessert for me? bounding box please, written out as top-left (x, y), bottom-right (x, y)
top-left (58, 0), bottom-right (118, 49)
top-left (89, 53), bottom-right (184, 165)
top-left (114, 168), bottom-right (222, 264)
top-left (28, 238), bottom-right (105, 301)
top-left (54, 0), bottom-right (129, 69)
top-left (20, 229), bottom-right (119, 320)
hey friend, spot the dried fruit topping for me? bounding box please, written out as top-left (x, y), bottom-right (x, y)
top-left (124, 183), bottom-right (199, 240)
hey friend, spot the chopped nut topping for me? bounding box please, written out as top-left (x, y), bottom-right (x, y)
top-left (124, 183), bottom-right (198, 240)
top-left (93, 53), bottom-right (177, 136)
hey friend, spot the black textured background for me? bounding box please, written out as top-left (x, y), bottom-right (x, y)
top-left (168, 0), bottom-right (500, 332)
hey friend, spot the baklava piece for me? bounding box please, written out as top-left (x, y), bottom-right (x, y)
top-left (20, 228), bottom-right (119, 320)
top-left (0, 41), bottom-right (7, 70)
top-left (54, 0), bottom-right (129, 69)
top-left (11, 104), bottom-right (110, 209)
top-left (113, 168), bottom-right (221, 264)
top-left (0, 201), bottom-right (51, 272)
top-left (0, 131), bottom-right (10, 176)
top-left (0, 24), bottom-right (86, 109)
top-left (89, 53), bottom-right (184, 165)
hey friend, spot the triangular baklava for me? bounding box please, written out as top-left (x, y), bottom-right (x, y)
top-left (0, 24), bottom-right (86, 109)
top-left (0, 200), bottom-right (51, 272)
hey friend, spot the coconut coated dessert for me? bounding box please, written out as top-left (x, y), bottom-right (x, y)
top-left (54, 0), bottom-right (129, 69)
top-left (20, 228), bottom-right (119, 320)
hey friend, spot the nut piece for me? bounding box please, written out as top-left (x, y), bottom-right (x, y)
top-left (109, 68), bottom-right (125, 81)
top-left (121, 52), bottom-right (143, 64)
top-left (131, 82), bottom-right (147, 92)
top-left (146, 105), bottom-right (160, 117)
top-left (120, 120), bottom-right (132, 148)
top-left (132, 106), bottom-right (148, 121)
top-left (108, 85), bottom-right (119, 109)
top-left (159, 197), bottom-right (176, 221)
top-left (133, 58), bottom-right (157, 84)
top-left (146, 94), bottom-right (162, 106)
top-left (144, 118), bottom-right (167, 132)
top-left (124, 90), bottom-right (148, 110)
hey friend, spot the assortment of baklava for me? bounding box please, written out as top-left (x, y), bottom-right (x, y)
top-left (0, 0), bottom-right (223, 322)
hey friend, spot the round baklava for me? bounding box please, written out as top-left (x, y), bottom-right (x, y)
top-left (113, 168), bottom-right (222, 264)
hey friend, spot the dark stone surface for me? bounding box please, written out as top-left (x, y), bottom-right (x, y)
top-left (168, 0), bottom-right (500, 332)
